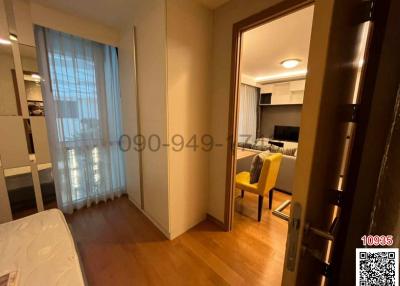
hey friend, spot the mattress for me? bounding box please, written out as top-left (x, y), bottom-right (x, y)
top-left (0, 209), bottom-right (85, 286)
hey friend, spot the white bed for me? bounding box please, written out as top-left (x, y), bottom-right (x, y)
top-left (0, 209), bottom-right (85, 286)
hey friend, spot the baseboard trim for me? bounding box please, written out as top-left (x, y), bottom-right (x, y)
top-left (127, 196), bottom-right (172, 240)
top-left (169, 215), bottom-right (207, 240)
top-left (206, 214), bottom-right (227, 231)
top-left (273, 188), bottom-right (292, 195)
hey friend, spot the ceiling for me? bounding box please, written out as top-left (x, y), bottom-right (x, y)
top-left (241, 5), bottom-right (314, 82)
top-left (196, 0), bottom-right (230, 9)
top-left (31, 0), bottom-right (143, 29)
top-left (31, 0), bottom-right (230, 30)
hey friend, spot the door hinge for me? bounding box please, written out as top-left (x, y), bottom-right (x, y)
top-left (357, 0), bottom-right (375, 23)
top-left (302, 245), bottom-right (333, 277)
top-left (304, 216), bottom-right (340, 242)
top-left (339, 104), bottom-right (360, 123)
top-left (328, 189), bottom-right (344, 207)
top-left (301, 218), bottom-right (339, 277)
top-left (304, 223), bottom-right (334, 241)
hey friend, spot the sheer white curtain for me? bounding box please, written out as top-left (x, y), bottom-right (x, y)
top-left (238, 84), bottom-right (258, 144)
top-left (35, 27), bottom-right (126, 213)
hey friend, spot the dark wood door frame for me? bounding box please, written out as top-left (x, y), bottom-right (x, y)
top-left (224, 0), bottom-right (314, 231)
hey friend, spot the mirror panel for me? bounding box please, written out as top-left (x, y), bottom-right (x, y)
top-left (0, 117), bottom-right (30, 168)
top-left (38, 166), bottom-right (56, 210)
top-left (20, 44), bottom-right (45, 116)
top-left (0, 0), bottom-right (9, 39)
top-left (0, 0), bottom-right (54, 221)
top-left (30, 117), bottom-right (51, 163)
top-left (0, 44), bottom-right (20, 115)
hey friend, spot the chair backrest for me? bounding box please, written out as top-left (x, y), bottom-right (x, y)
top-left (257, 153), bottom-right (283, 195)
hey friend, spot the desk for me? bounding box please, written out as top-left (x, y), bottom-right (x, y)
top-left (236, 149), bottom-right (258, 160)
top-left (236, 149), bottom-right (258, 174)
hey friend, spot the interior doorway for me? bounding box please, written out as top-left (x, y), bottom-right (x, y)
top-left (235, 4), bottom-right (314, 222)
top-left (224, 1), bottom-right (315, 284)
top-left (225, 0), bottom-right (373, 284)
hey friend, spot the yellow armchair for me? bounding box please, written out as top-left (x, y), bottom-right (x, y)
top-left (236, 153), bottom-right (282, 221)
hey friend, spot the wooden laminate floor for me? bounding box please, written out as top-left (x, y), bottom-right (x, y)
top-left (66, 192), bottom-right (290, 286)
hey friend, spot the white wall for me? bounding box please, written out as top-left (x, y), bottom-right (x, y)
top-left (208, 0), bottom-right (282, 222)
top-left (115, 0), bottom-right (213, 239)
top-left (122, 0), bottom-right (170, 235)
top-left (166, 0), bottom-right (213, 238)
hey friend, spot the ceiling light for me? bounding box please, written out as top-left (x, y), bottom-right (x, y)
top-left (255, 69), bottom-right (307, 83)
top-left (280, 59), bottom-right (301, 69)
top-left (0, 38), bottom-right (12, 45)
top-left (9, 34), bottom-right (18, 42)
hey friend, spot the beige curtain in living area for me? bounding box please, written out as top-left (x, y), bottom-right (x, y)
top-left (238, 84), bottom-right (258, 144)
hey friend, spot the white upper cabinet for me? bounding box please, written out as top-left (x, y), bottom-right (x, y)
top-left (289, 79), bottom-right (306, 91)
top-left (260, 79), bottom-right (305, 105)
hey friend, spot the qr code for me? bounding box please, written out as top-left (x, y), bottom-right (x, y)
top-left (356, 248), bottom-right (399, 286)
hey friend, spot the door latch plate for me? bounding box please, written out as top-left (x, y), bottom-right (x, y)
top-left (285, 201), bottom-right (302, 272)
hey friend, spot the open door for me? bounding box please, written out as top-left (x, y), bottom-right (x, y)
top-left (281, 0), bottom-right (390, 284)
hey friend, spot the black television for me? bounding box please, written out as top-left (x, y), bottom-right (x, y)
top-left (273, 126), bottom-right (300, 142)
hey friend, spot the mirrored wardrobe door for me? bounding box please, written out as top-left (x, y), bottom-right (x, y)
top-left (0, 0), bottom-right (55, 222)
top-left (0, 0), bottom-right (20, 116)
top-left (20, 44), bottom-right (46, 117)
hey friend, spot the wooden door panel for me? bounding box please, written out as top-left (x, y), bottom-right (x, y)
top-left (282, 0), bottom-right (372, 284)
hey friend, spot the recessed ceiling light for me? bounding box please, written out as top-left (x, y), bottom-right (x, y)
top-left (0, 38), bottom-right (12, 45)
top-left (280, 59), bottom-right (301, 69)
